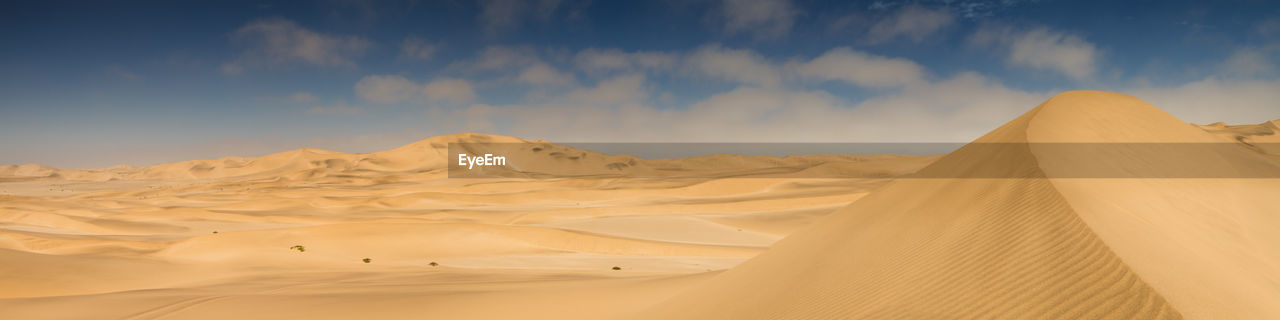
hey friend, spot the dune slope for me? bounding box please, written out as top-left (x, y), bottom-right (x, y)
top-left (637, 91), bottom-right (1280, 319)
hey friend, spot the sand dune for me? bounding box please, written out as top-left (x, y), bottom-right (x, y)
top-left (637, 91), bottom-right (1280, 319)
top-left (1, 131), bottom-right (937, 182)
top-left (0, 129), bottom-right (931, 318)
top-left (1199, 119), bottom-right (1280, 162)
top-left (1, 91), bottom-right (1276, 319)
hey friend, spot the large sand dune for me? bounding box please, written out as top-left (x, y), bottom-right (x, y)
top-left (0, 91), bottom-right (1276, 319)
top-left (637, 91), bottom-right (1280, 319)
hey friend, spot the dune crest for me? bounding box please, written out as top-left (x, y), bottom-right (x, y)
top-left (637, 91), bottom-right (1280, 319)
top-left (0, 133), bottom-right (522, 182)
top-left (1198, 118), bottom-right (1280, 162)
top-left (1, 132), bottom-right (936, 182)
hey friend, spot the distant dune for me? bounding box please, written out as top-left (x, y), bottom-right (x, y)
top-left (1198, 119), bottom-right (1280, 162)
top-left (0, 125), bottom-right (936, 318)
top-left (0, 91), bottom-right (1277, 319)
top-left (1, 133), bottom-right (937, 182)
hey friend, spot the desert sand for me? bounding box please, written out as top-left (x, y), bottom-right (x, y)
top-left (1, 91), bottom-right (1277, 319)
top-left (0, 131), bottom-right (933, 319)
top-left (637, 91), bottom-right (1280, 319)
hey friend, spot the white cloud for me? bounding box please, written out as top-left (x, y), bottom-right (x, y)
top-left (355, 75), bottom-right (422, 103)
top-left (971, 26), bottom-right (1100, 80)
top-left (1008, 29), bottom-right (1099, 79)
top-left (575, 48), bottom-right (631, 72)
top-left (400, 36), bottom-right (438, 60)
top-left (1220, 17), bottom-right (1280, 77)
top-left (422, 78), bottom-right (477, 104)
top-left (354, 75), bottom-right (476, 105)
top-left (686, 44), bottom-right (781, 87)
top-left (574, 48), bottom-right (679, 74)
top-left (793, 47), bottom-right (928, 88)
top-left (563, 74), bottom-right (648, 106)
top-left (518, 63), bottom-right (577, 87)
top-left (866, 5), bottom-right (955, 44)
top-left (1221, 46), bottom-right (1279, 76)
top-left (454, 46), bottom-right (541, 72)
top-left (843, 72), bottom-right (1049, 140)
top-left (404, 44), bottom-right (1064, 143)
top-left (221, 19), bottom-right (370, 74)
top-left (426, 70), bottom-right (1048, 143)
top-left (574, 46), bottom-right (928, 90)
top-left (1127, 77), bottom-right (1280, 125)
top-left (721, 0), bottom-right (798, 40)
top-left (384, 44), bottom-right (1271, 146)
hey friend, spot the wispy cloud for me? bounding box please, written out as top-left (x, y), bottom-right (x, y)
top-left (1222, 47), bottom-right (1278, 76)
top-left (518, 62), bottom-right (577, 87)
top-left (429, 71), bottom-right (1047, 143)
top-left (971, 25), bottom-right (1101, 80)
top-left (354, 75), bottom-right (476, 105)
top-left (792, 47), bottom-right (928, 88)
top-left (720, 0), bottom-right (799, 40)
top-left (1128, 77), bottom-right (1280, 125)
top-left (399, 35), bottom-right (438, 61)
top-left (685, 44), bottom-right (781, 87)
top-left (221, 18), bottom-right (371, 74)
top-left (573, 48), bottom-right (679, 75)
top-left (422, 78), bottom-right (477, 104)
top-left (396, 44), bottom-right (1054, 143)
top-left (866, 5), bottom-right (955, 44)
top-left (449, 46), bottom-right (542, 72)
top-left (354, 75), bottom-right (420, 103)
top-left (562, 74), bottom-right (648, 106)
top-left (1220, 22), bottom-right (1280, 77)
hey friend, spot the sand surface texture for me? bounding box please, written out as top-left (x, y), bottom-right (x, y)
top-left (638, 91), bottom-right (1280, 320)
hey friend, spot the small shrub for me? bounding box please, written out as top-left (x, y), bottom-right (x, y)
top-left (429, 262), bottom-right (438, 267)
top-left (212, 231), bottom-right (218, 234)
top-left (612, 266), bottom-right (621, 270)
top-left (289, 245), bottom-right (306, 252)
top-left (362, 258), bottom-right (371, 263)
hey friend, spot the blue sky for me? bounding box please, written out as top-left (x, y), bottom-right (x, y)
top-left (2, 0), bottom-right (1279, 168)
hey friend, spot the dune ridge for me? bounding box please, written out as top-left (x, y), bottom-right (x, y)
top-left (1, 132), bottom-right (936, 182)
top-left (1198, 119), bottom-right (1280, 162)
top-left (636, 91), bottom-right (1280, 319)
